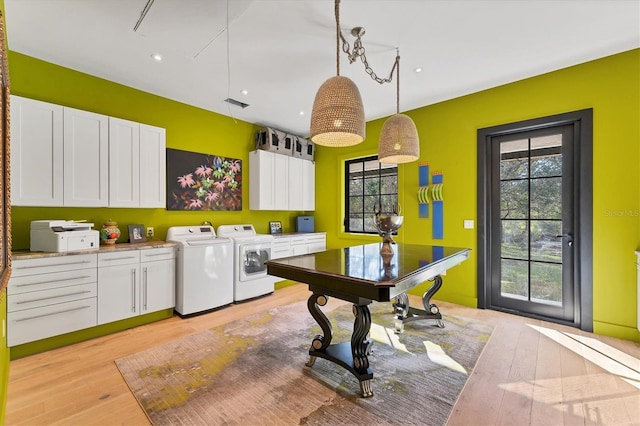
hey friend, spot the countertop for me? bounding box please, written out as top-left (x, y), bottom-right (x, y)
top-left (13, 240), bottom-right (176, 260)
top-left (272, 232), bottom-right (326, 238)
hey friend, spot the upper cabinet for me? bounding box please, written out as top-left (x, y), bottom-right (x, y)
top-left (10, 95), bottom-right (166, 208)
top-left (249, 149), bottom-right (315, 211)
top-left (138, 124), bottom-right (166, 208)
top-left (10, 96), bottom-right (64, 206)
top-left (63, 107), bottom-right (109, 207)
top-left (109, 118), bottom-right (166, 208)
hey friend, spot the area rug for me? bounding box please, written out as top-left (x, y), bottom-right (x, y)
top-left (115, 299), bottom-right (493, 426)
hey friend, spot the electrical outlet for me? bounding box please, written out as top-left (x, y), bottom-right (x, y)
top-left (147, 227), bottom-right (154, 238)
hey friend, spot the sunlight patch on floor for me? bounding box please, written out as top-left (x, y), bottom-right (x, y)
top-left (370, 323), bottom-right (410, 354)
top-left (423, 341), bottom-right (467, 374)
top-left (528, 324), bottom-right (640, 390)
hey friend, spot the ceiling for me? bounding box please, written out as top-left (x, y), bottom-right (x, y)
top-left (4, 0), bottom-right (639, 137)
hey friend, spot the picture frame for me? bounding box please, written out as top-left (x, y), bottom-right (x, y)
top-left (0, 11), bottom-right (11, 296)
top-left (269, 221), bottom-right (282, 235)
top-left (128, 224), bottom-right (147, 244)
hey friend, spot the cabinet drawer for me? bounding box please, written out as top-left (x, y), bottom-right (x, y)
top-left (11, 253), bottom-right (97, 277)
top-left (9, 283), bottom-right (97, 312)
top-left (8, 298), bottom-right (97, 347)
top-left (8, 268), bottom-right (97, 295)
top-left (140, 247), bottom-right (174, 262)
top-left (98, 250), bottom-right (140, 266)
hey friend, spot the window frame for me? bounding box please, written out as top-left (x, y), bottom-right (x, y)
top-left (344, 155), bottom-right (398, 234)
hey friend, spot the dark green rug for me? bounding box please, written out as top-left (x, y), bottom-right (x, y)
top-left (115, 299), bottom-right (493, 425)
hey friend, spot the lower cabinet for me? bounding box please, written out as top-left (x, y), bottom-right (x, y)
top-left (8, 245), bottom-right (175, 348)
top-left (98, 247), bottom-right (175, 325)
top-left (7, 253), bottom-right (98, 347)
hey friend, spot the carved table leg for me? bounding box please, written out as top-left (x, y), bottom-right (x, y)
top-left (392, 275), bottom-right (445, 331)
top-left (306, 293), bottom-right (331, 367)
top-left (305, 293), bottom-right (374, 397)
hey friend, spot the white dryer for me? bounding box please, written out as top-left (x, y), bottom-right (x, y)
top-left (217, 224), bottom-right (275, 302)
top-left (167, 225), bottom-right (233, 315)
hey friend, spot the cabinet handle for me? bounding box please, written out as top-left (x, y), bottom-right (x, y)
top-left (132, 269), bottom-right (137, 312)
top-left (143, 252), bottom-right (171, 258)
top-left (143, 267), bottom-right (148, 310)
top-left (16, 290), bottom-right (92, 304)
top-left (15, 260), bottom-right (93, 270)
top-left (15, 275), bottom-right (92, 287)
top-left (102, 256), bottom-right (138, 262)
top-left (15, 305), bottom-right (92, 322)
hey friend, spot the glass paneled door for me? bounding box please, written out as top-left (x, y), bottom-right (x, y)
top-left (491, 125), bottom-right (575, 321)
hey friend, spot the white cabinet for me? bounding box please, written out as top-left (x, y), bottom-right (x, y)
top-left (9, 95), bottom-right (165, 208)
top-left (139, 124), bottom-right (167, 208)
top-left (306, 233), bottom-right (327, 253)
top-left (10, 95), bottom-right (64, 206)
top-left (7, 254), bottom-right (98, 347)
top-left (289, 156), bottom-right (315, 211)
top-left (97, 251), bottom-right (140, 324)
top-left (249, 150), bottom-right (315, 211)
top-left (109, 118), bottom-right (166, 208)
top-left (109, 117), bottom-right (140, 207)
top-left (140, 247), bottom-right (175, 313)
top-left (97, 247), bottom-right (175, 325)
top-left (272, 238), bottom-right (291, 259)
top-left (250, 149), bottom-right (288, 210)
top-left (63, 107), bottom-right (109, 207)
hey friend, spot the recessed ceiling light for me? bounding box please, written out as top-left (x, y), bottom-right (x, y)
top-left (299, 111), bottom-right (305, 116)
top-left (151, 53), bottom-right (163, 62)
top-left (240, 89), bottom-right (248, 95)
top-left (414, 67), bottom-right (423, 73)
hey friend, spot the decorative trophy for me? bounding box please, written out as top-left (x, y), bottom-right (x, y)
top-left (373, 203), bottom-right (403, 257)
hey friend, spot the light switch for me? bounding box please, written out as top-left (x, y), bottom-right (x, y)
top-left (464, 220), bottom-right (474, 229)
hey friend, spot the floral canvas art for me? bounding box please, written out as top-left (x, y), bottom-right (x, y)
top-left (166, 148), bottom-right (242, 211)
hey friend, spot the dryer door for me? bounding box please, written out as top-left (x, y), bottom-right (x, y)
top-left (239, 244), bottom-right (271, 281)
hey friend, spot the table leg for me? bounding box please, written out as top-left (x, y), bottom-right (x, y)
top-left (305, 293), bottom-right (374, 397)
top-left (392, 275), bottom-right (445, 333)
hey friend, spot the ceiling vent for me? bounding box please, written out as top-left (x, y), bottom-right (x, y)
top-left (224, 98), bottom-right (250, 109)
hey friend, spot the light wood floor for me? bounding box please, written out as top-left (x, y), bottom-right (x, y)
top-left (5, 284), bottom-right (640, 425)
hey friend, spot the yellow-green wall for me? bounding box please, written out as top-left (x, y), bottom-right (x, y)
top-left (315, 48), bottom-right (640, 342)
top-left (8, 51), bottom-right (312, 249)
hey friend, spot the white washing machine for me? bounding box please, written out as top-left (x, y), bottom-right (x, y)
top-left (167, 225), bottom-right (233, 315)
top-left (217, 224), bottom-right (275, 302)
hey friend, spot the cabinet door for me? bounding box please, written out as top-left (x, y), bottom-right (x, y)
top-left (302, 159), bottom-right (315, 211)
top-left (141, 258), bottom-right (175, 313)
top-left (139, 124), bottom-right (166, 208)
top-left (274, 153), bottom-right (289, 210)
top-left (288, 156), bottom-right (303, 211)
top-left (249, 150), bottom-right (275, 210)
top-left (109, 117), bottom-right (140, 207)
top-left (63, 107), bottom-right (109, 206)
top-left (97, 263), bottom-right (140, 324)
top-left (97, 251), bottom-right (141, 324)
top-left (10, 95), bottom-right (64, 206)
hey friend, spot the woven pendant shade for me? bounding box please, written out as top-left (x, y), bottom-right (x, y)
top-left (378, 113), bottom-right (420, 164)
top-left (310, 75), bottom-right (365, 147)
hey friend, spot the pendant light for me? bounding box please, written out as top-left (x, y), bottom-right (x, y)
top-left (310, 0), bottom-right (365, 147)
top-left (378, 52), bottom-right (420, 164)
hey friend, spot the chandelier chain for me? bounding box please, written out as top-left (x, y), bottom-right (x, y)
top-left (334, 0), bottom-right (399, 85)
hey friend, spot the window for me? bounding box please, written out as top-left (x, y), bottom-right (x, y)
top-left (345, 156), bottom-right (398, 234)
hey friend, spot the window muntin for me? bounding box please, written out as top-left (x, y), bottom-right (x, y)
top-left (345, 156), bottom-right (398, 234)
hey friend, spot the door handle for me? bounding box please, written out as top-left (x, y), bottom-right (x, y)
top-left (555, 233), bottom-right (574, 247)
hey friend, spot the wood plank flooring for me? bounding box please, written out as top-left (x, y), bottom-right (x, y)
top-left (5, 284), bottom-right (640, 425)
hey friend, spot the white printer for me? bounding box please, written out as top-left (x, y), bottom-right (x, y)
top-left (30, 220), bottom-right (100, 252)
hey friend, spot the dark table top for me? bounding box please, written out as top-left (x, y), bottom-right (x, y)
top-left (266, 242), bottom-right (470, 304)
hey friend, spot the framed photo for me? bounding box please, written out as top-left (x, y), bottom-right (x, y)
top-left (128, 224), bottom-right (147, 244)
top-left (269, 221), bottom-right (282, 235)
